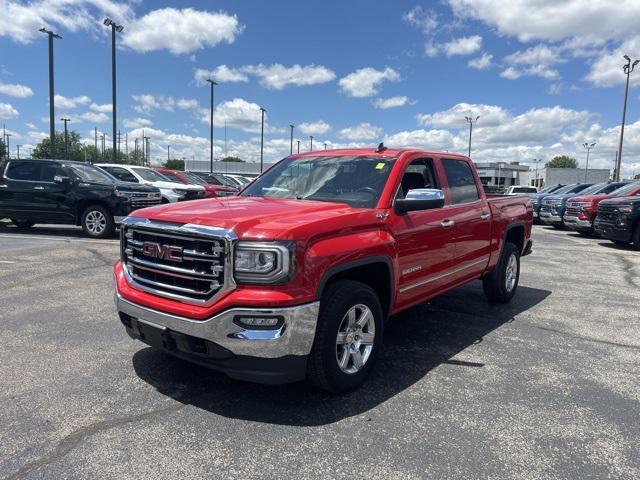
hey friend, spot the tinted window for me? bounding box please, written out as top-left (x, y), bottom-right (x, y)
top-left (67, 164), bottom-right (114, 183)
top-left (398, 159), bottom-right (437, 199)
top-left (133, 168), bottom-right (170, 182)
top-left (41, 163), bottom-right (66, 182)
top-left (442, 159), bottom-right (479, 204)
top-left (161, 171), bottom-right (185, 183)
top-left (105, 167), bottom-right (138, 183)
top-left (567, 184), bottom-right (592, 194)
top-left (5, 161), bottom-right (41, 181)
top-left (512, 187), bottom-right (537, 193)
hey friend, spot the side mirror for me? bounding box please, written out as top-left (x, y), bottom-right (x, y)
top-left (53, 175), bottom-right (71, 185)
top-left (395, 188), bottom-right (445, 214)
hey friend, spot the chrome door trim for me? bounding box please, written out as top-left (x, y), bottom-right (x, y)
top-left (399, 257), bottom-right (489, 293)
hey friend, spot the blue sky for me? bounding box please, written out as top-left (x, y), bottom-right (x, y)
top-left (1, 0), bottom-right (640, 177)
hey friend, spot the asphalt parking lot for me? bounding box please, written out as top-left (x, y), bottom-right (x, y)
top-left (0, 223), bottom-right (638, 480)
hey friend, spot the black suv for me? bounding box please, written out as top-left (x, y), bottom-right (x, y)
top-left (0, 159), bottom-right (161, 238)
top-left (594, 195), bottom-right (640, 249)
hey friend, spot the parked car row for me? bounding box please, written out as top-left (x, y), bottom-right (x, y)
top-left (532, 180), bottom-right (640, 249)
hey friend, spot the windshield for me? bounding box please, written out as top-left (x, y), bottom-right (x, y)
top-left (241, 155), bottom-right (396, 208)
top-left (608, 182), bottom-right (640, 196)
top-left (540, 184), bottom-right (563, 193)
top-left (578, 183), bottom-right (609, 195)
top-left (213, 174), bottom-right (237, 187)
top-left (183, 172), bottom-right (207, 185)
top-left (133, 168), bottom-right (171, 182)
top-left (67, 164), bottom-right (115, 183)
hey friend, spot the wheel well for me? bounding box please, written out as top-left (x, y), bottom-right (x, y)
top-left (76, 200), bottom-right (111, 226)
top-left (505, 225), bottom-right (525, 254)
top-left (320, 261), bottom-right (392, 318)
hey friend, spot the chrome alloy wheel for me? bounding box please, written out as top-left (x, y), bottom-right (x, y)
top-left (85, 210), bottom-right (107, 235)
top-left (335, 304), bottom-right (375, 374)
top-left (505, 253), bottom-right (518, 293)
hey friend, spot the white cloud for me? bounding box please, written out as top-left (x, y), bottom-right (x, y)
top-left (443, 35), bottom-right (482, 56)
top-left (337, 123), bottom-right (383, 142)
top-left (199, 97), bottom-right (265, 133)
top-left (403, 6), bottom-right (438, 34)
top-left (194, 66), bottom-right (248, 86)
top-left (500, 44), bottom-right (564, 80)
top-left (0, 0), bottom-right (135, 44)
top-left (468, 52), bottom-right (493, 70)
top-left (298, 121), bottom-right (332, 136)
top-left (339, 67), bottom-right (400, 98)
top-left (0, 82), bottom-right (33, 98)
top-left (123, 8), bottom-right (242, 54)
top-left (132, 94), bottom-right (198, 114)
top-left (90, 103), bottom-right (112, 113)
top-left (242, 64), bottom-right (336, 90)
top-left (54, 94), bottom-right (91, 109)
top-left (373, 96), bottom-right (415, 109)
top-left (500, 64), bottom-right (559, 80)
top-left (176, 98), bottom-right (198, 110)
top-left (585, 36), bottom-right (640, 87)
top-left (384, 129), bottom-right (457, 151)
top-left (0, 102), bottom-right (19, 119)
top-left (123, 118), bottom-right (153, 129)
top-left (417, 103), bottom-right (510, 128)
top-left (78, 111), bottom-right (109, 123)
top-left (448, 0), bottom-right (640, 44)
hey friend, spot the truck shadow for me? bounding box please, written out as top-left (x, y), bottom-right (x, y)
top-left (132, 282), bottom-right (550, 426)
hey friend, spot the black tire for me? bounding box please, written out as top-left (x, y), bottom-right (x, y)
top-left (307, 280), bottom-right (383, 394)
top-left (483, 242), bottom-right (520, 304)
top-left (11, 219), bottom-right (35, 229)
top-left (80, 205), bottom-right (114, 238)
top-left (577, 230), bottom-right (592, 237)
top-left (612, 239), bottom-right (630, 246)
top-left (632, 224), bottom-right (640, 250)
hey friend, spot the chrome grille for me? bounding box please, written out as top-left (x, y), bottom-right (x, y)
top-left (565, 201), bottom-right (590, 215)
top-left (130, 192), bottom-right (162, 209)
top-left (121, 218), bottom-right (235, 305)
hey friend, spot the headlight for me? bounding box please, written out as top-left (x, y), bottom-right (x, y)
top-left (234, 242), bottom-right (293, 284)
top-left (617, 205), bottom-right (633, 213)
top-left (172, 188), bottom-right (187, 196)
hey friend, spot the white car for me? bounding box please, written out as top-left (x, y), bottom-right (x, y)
top-left (506, 186), bottom-right (538, 195)
top-left (96, 164), bottom-right (206, 203)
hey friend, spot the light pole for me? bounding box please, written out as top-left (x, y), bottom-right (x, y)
top-left (297, 140), bottom-right (300, 154)
top-left (167, 144), bottom-right (170, 163)
top-left (582, 142), bottom-right (596, 183)
top-left (101, 133), bottom-right (105, 159)
top-left (615, 55), bottom-right (639, 181)
top-left (104, 18), bottom-right (124, 163)
top-left (465, 115), bottom-right (479, 158)
top-left (497, 162), bottom-right (505, 189)
top-left (324, 142), bottom-right (327, 150)
top-left (134, 138), bottom-right (139, 164)
top-left (534, 158), bottom-right (541, 188)
top-left (310, 135), bottom-right (313, 151)
top-left (206, 79), bottom-right (217, 173)
top-left (16, 144), bottom-right (21, 159)
top-left (39, 28), bottom-right (61, 158)
top-left (5, 133), bottom-right (11, 159)
top-left (289, 124), bottom-right (294, 155)
top-left (260, 107), bottom-right (266, 172)
top-left (60, 117), bottom-right (70, 158)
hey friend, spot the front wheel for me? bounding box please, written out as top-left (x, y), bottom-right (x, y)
top-left (81, 205), bottom-right (114, 238)
top-left (307, 280), bottom-right (383, 393)
top-left (483, 242), bottom-right (520, 303)
top-left (11, 219), bottom-right (35, 229)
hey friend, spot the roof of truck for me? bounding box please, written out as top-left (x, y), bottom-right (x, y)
top-left (289, 147), bottom-right (469, 159)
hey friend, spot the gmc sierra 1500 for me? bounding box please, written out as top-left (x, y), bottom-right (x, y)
top-left (114, 148), bottom-right (532, 392)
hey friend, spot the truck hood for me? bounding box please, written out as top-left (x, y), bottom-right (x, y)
top-left (568, 194), bottom-right (609, 204)
top-left (600, 196), bottom-right (640, 206)
top-left (130, 196), bottom-right (380, 240)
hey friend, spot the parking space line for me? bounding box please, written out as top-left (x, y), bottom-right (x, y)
top-left (0, 234), bottom-right (118, 245)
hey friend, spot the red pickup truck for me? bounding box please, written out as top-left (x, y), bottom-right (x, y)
top-left (114, 148), bottom-right (532, 392)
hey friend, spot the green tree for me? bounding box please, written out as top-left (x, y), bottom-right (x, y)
top-left (634, 173), bottom-right (640, 180)
top-left (163, 159), bottom-right (185, 170)
top-left (546, 155), bottom-right (578, 168)
top-left (221, 156), bottom-right (245, 163)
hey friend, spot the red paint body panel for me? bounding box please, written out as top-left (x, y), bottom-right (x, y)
top-left (565, 186), bottom-right (640, 222)
top-left (155, 168), bottom-right (235, 198)
top-left (116, 148), bottom-right (532, 320)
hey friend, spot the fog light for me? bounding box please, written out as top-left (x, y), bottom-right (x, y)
top-left (234, 315), bottom-right (284, 330)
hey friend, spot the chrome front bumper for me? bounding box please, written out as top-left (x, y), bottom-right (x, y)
top-left (563, 216), bottom-right (592, 229)
top-left (539, 212), bottom-right (562, 223)
top-left (115, 293), bottom-right (320, 359)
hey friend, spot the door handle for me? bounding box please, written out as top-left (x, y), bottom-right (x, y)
top-left (441, 220), bottom-right (455, 228)
top-left (33, 186), bottom-right (45, 190)
top-left (480, 213), bottom-right (490, 220)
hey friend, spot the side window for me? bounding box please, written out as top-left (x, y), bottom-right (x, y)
top-left (442, 159), bottom-right (480, 204)
top-left (107, 167), bottom-right (138, 183)
top-left (5, 161), bottom-right (42, 182)
top-left (162, 172), bottom-right (181, 182)
top-left (398, 158), bottom-right (437, 199)
top-left (40, 163), bottom-right (66, 182)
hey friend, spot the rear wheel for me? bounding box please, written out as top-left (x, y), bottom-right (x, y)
top-left (307, 280), bottom-right (383, 393)
top-left (81, 205), bottom-right (114, 238)
top-left (612, 239), bottom-right (630, 246)
top-left (577, 230), bottom-right (593, 237)
top-left (632, 224), bottom-right (640, 250)
top-left (483, 242), bottom-right (520, 303)
top-left (11, 219), bottom-right (35, 229)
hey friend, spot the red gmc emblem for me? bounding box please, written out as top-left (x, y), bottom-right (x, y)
top-left (141, 242), bottom-right (183, 262)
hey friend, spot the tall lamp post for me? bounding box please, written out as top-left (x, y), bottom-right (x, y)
top-left (465, 115), bottom-right (479, 158)
top-left (39, 28), bottom-right (61, 158)
top-left (289, 124), bottom-right (294, 155)
top-left (310, 135), bottom-right (313, 151)
top-left (297, 140), bottom-right (300, 154)
top-left (103, 18), bottom-right (124, 164)
top-left (582, 142), bottom-right (596, 183)
top-left (533, 158), bottom-right (541, 188)
top-left (60, 117), bottom-right (70, 158)
top-left (259, 107), bottom-right (266, 172)
top-left (206, 79), bottom-right (217, 173)
top-left (615, 55), bottom-right (639, 181)
top-left (5, 133), bottom-right (11, 159)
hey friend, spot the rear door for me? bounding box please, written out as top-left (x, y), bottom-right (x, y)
top-left (0, 160), bottom-right (47, 220)
top-left (440, 158), bottom-right (492, 279)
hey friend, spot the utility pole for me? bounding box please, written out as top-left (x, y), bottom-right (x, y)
top-left (16, 144), bottom-right (21, 159)
top-left (101, 133), bottom-right (105, 159)
top-left (224, 120), bottom-right (228, 157)
top-left (465, 115), bottom-right (479, 158)
top-left (324, 142), bottom-right (327, 150)
top-left (60, 117), bottom-right (70, 158)
top-left (5, 134), bottom-right (11, 159)
top-left (117, 130), bottom-right (121, 157)
top-left (534, 158), bottom-right (541, 188)
top-left (289, 124), bottom-right (294, 155)
top-left (206, 79), bottom-right (217, 173)
top-left (167, 144), bottom-right (170, 163)
top-left (104, 18), bottom-right (124, 163)
top-left (582, 142), bottom-right (596, 183)
top-left (260, 107), bottom-right (266, 172)
top-left (615, 55), bottom-right (639, 181)
top-left (125, 133), bottom-right (128, 157)
top-left (39, 28), bottom-right (61, 158)
top-left (310, 135), bottom-right (313, 151)
top-left (93, 128), bottom-right (98, 163)
top-left (145, 137), bottom-right (150, 166)
top-left (134, 138), bottom-right (139, 164)
top-left (297, 140), bottom-right (300, 154)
